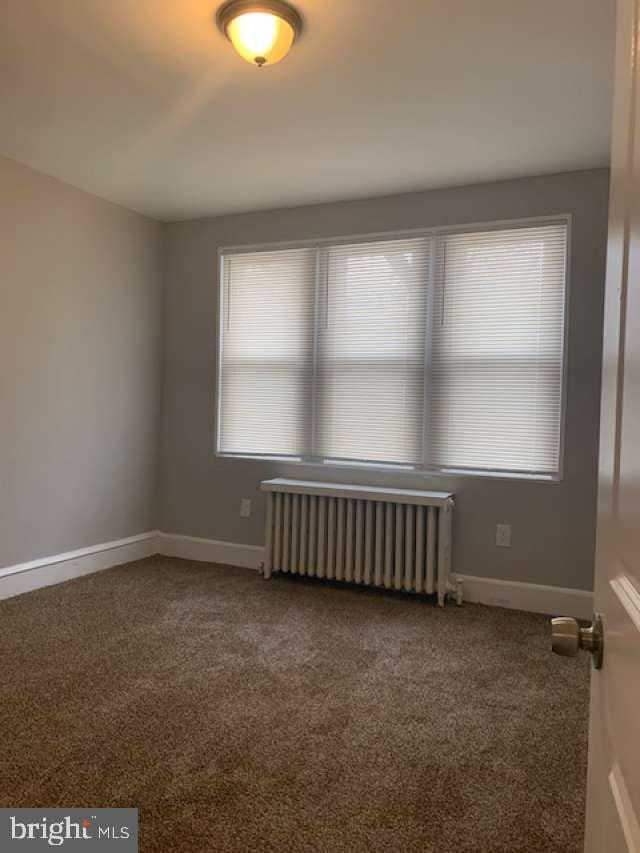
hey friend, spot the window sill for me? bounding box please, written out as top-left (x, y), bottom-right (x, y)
top-left (215, 453), bottom-right (561, 484)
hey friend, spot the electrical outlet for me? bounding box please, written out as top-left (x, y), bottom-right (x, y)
top-left (240, 498), bottom-right (252, 518)
top-left (496, 523), bottom-right (512, 548)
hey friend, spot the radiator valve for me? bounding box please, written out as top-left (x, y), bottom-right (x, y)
top-left (447, 576), bottom-right (464, 606)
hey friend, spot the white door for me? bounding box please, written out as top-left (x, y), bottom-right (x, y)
top-left (579, 0), bottom-right (640, 849)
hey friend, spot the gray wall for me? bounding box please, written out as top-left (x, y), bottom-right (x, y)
top-left (0, 155), bottom-right (163, 567)
top-left (0, 158), bottom-right (608, 591)
top-left (160, 169), bottom-right (609, 591)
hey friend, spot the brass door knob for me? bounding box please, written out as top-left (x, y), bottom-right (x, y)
top-left (551, 613), bottom-right (603, 669)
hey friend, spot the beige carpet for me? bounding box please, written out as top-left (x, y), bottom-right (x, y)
top-left (0, 556), bottom-right (589, 852)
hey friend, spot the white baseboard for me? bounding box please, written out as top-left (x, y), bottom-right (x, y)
top-left (156, 535), bottom-right (593, 618)
top-left (456, 573), bottom-right (593, 619)
top-left (156, 532), bottom-right (265, 570)
top-left (0, 531), bottom-right (265, 602)
top-left (0, 532), bottom-right (159, 601)
top-left (0, 531), bottom-right (593, 619)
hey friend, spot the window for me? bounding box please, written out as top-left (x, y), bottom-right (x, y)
top-left (217, 219), bottom-right (568, 478)
top-left (218, 248), bottom-right (315, 457)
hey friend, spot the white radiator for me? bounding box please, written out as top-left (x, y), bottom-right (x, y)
top-left (260, 478), bottom-right (460, 606)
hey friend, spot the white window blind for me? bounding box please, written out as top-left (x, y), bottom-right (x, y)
top-left (218, 247), bottom-right (316, 456)
top-left (427, 224), bottom-right (567, 474)
top-left (218, 219), bottom-right (568, 478)
top-left (316, 238), bottom-right (429, 464)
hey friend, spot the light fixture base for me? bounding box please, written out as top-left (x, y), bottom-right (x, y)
top-left (216, 0), bottom-right (303, 43)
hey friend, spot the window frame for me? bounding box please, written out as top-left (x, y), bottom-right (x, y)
top-left (215, 213), bottom-right (572, 483)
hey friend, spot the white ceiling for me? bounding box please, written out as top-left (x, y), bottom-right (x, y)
top-left (0, 0), bottom-right (615, 221)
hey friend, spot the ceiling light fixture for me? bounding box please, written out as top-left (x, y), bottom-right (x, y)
top-left (216, 0), bottom-right (303, 68)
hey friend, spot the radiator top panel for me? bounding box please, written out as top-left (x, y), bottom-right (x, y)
top-left (260, 477), bottom-right (454, 508)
